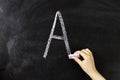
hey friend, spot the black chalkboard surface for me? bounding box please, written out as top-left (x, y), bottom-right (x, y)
top-left (0, 0), bottom-right (120, 80)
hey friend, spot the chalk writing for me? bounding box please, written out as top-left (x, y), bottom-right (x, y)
top-left (43, 11), bottom-right (71, 58)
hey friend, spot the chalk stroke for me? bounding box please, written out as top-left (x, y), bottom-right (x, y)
top-left (43, 11), bottom-right (71, 58)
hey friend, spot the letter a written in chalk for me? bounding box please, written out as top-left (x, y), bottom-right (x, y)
top-left (43, 11), bottom-right (71, 58)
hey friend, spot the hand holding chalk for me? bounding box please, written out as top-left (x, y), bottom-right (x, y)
top-left (71, 48), bottom-right (106, 80)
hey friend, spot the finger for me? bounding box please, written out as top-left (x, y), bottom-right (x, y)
top-left (85, 48), bottom-right (92, 55)
top-left (74, 51), bottom-right (87, 59)
top-left (72, 57), bottom-right (82, 66)
top-left (85, 49), bottom-right (94, 60)
top-left (81, 49), bottom-right (90, 55)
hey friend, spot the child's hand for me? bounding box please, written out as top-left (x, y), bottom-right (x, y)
top-left (71, 48), bottom-right (106, 80)
top-left (71, 48), bottom-right (96, 75)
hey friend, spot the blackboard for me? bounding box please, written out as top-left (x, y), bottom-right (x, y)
top-left (0, 0), bottom-right (120, 80)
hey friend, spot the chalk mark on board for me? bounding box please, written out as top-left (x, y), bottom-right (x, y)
top-left (43, 11), bottom-right (71, 58)
top-left (0, 7), bottom-right (3, 13)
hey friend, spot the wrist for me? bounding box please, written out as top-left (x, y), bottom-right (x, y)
top-left (88, 70), bottom-right (106, 80)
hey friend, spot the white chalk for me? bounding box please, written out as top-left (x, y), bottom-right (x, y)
top-left (68, 53), bottom-right (80, 59)
top-left (43, 11), bottom-right (71, 58)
